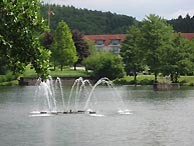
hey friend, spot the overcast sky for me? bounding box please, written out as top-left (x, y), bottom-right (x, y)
top-left (43, 0), bottom-right (194, 20)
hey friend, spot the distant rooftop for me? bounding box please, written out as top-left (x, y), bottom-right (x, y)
top-left (182, 33), bottom-right (194, 40)
top-left (84, 34), bottom-right (125, 46)
top-left (84, 33), bottom-right (194, 43)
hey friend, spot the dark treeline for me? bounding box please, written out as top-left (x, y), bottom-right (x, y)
top-left (168, 14), bottom-right (194, 32)
top-left (40, 4), bottom-right (138, 34)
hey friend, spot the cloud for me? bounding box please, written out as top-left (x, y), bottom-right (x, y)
top-left (167, 9), bottom-right (194, 19)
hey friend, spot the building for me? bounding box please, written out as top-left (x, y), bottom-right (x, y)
top-left (181, 33), bottom-right (194, 40)
top-left (84, 33), bottom-right (194, 55)
top-left (84, 34), bottom-right (125, 55)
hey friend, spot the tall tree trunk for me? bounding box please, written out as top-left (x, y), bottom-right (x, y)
top-left (133, 68), bottom-right (137, 86)
top-left (53, 60), bottom-right (56, 71)
top-left (73, 63), bottom-right (77, 70)
top-left (154, 72), bottom-right (158, 83)
top-left (60, 65), bottom-right (63, 71)
top-left (170, 74), bottom-right (174, 83)
top-left (175, 72), bottom-right (179, 83)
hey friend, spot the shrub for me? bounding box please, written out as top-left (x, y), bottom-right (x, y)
top-left (83, 52), bottom-right (126, 80)
top-left (0, 75), bottom-right (6, 82)
top-left (0, 72), bottom-right (17, 83)
top-left (139, 79), bottom-right (153, 85)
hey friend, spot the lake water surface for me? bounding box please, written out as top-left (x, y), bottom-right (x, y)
top-left (0, 85), bottom-right (194, 146)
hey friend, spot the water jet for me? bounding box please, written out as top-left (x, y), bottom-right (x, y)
top-left (30, 77), bottom-right (131, 116)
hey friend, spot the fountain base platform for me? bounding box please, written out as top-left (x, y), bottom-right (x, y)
top-left (30, 110), bottom-right (96, 115)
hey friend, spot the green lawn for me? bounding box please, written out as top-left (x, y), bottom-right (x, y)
top-left (0, 66), bottom-right (90, 86)
top-left (49, 69), bottom-right (89, 78)
top-left (22, 66), bottom-right (90, 78)
top-left (0, 72), bottom-right (18, 86)
top-left (179, 76), bottom-right (194, 86)
top-left (1, 67), bottom-right (194, 86)
top-left (113, 75), bottom-right (194, 86)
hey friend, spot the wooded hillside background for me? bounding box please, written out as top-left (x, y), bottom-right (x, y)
top-left (40, 4), bottom-right (194, 34)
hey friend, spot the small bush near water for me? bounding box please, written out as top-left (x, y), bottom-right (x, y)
top-left (0, 72), bottom-right (18, 85)
top-left (113, 75), bottom-right (154, 85)
top-left (113, 75), bottom-right (194, 86)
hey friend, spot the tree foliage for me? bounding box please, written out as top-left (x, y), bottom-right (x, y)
top-left (83, 52), bottom-right (125, 80)
top-left (40, 4), bottom-right (138, 34)
top-left (0, 0), bottom-right (50, 77)
top-left (86, 40), bottom-right (97, 56)
top-left (40, 32), bottom-right (53, 49)
top-left (40, 4), bottom-right (194, 34)
top-left (152, 27), bottom-right (194, 83)
top-left (120, 25), bottom-right (143, 84)
top-left (72, 29), bottom-right (90, 70)
top-left (140, 14), bottom-right (175, 82)
top-left (161, 33), bottom-right (194, 82)
top-left (121, 14), bottom-right (194, 83)
top-left (168, 14), bottom-right (194, 32)
top-left (51, 20), bottom-right (78, 70)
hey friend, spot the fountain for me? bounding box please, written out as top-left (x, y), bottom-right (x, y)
top-left (67, 77), bottom-right (93, 113)
top-left (31, 77), bottom-right (58, 115)
top-left (83, 77), bottom-right (132, 115)
top-left (30, 77), bottom-right (132, 116)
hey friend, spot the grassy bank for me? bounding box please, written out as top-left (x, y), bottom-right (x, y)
top-left (0, 72), bottom-right (18, 86)
top-left (0, 67), bottom-right (90, 86)
top-left (1, 67), bottom-right (194, 86)
top-left (113, 75), bottom-right (194, 86)
top-left (22, 66), bottom-right (90, 78)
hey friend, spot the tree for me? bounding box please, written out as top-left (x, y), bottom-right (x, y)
top-left (86, 40), bottom-right (97, 56)
top-left (168, 14), bottom-right (194, 33)
top-left (51, 20), bottom-right (78, 70)
top-left (141, 14), bottom-right (174, 82)
top-left (0, 0), bottom-right (50, 78)
top-left (120, 25), bottom-right (143, 85)
top-left (40, 32), bottom-right (54, 49)
top-left (83, 52), bottom-right (125, 80)
top-left (161, 33), bottom-right (194, 82)
top-left (40, 4), bottom-right (138, 34)
top-left (72, 29), bottom-right (90, 70)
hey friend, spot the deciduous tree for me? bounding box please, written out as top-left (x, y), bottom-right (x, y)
top-left (0, 0), bottom-right (50, 78)
top-left (83, 52), bottom-right (125, 80)
top-left (120, 25), bottom-right (143, 85)
top-left (72, 29), bottom-right (90, 70)
top-left (141, 14), bottom-right (174, 82)
top-left (51, 20), bottom-right (78, 70)
top-left (161, 33), bottom-right (194, 82)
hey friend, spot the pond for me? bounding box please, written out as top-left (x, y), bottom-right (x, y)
top-left (0, 83), bottom-right (194, 146)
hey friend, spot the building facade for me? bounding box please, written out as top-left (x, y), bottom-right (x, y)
top-left (84, 33), bottom-right (194, 55)
top-left (84, 34), bottom-right (125, 55)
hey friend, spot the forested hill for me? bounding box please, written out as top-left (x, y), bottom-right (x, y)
top-left (40, 4), bottom-right (194, 34)
top-left (40, 4), bottom-right (138, 34)
top-left (168, 14), bottom-right (194, 33)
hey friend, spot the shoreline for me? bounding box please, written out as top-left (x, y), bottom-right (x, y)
top-left (18, 77), bottom-right (94, 86)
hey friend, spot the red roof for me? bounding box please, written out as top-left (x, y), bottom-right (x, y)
top-left (84, 34), bottom-right (126, 46)
top-left (182, 33), bottom-right (194, 40)
top-left (84, 33), bottom-right (194, 45)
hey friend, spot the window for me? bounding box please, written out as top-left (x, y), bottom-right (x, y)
top-left (95, 40), bottom-right (104, 45)
top-left (110, 39), bottom-right (120, 45)
top-left (112, 47), bottom-right (120, 54)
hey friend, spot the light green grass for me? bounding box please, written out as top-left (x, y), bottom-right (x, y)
top-left (0, 72), bottom-right (18, 86)
top-left (0, 80), bottom-right (18, 86)
top-left (22, 66), bottom-right (89, 78)
top-left (0, 67), bottom-right (89, 86)
top-left (179, 76), bottom-right (194, 86)
top-left (114, 75), bottom-right (194, 86)
top-left (49, 69), bottom-right (89, 78)
top-left (2, 66), bottom-right (194, 86)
